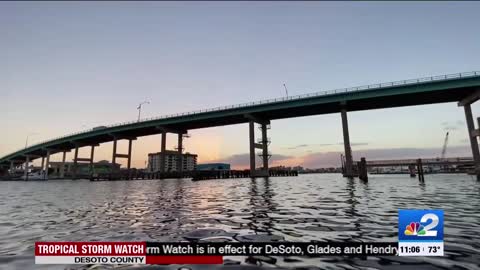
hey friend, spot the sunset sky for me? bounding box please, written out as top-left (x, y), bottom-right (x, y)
top-left (1, 2), bottom-right (480, 169)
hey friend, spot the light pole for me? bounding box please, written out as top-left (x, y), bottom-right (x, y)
top-left (283, 83), bottom-right (289, 98)
top-left (25, 132), bottom-right (39, 148)
top-left (137, 101), bottom-right (150, 122)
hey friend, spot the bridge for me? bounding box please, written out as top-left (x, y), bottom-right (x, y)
top-left (360, 157), bottom-right (474, 167)
top-left (2, 71), bottom-right (480, 179)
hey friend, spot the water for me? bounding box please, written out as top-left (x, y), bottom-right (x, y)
top-left (1, 174), bottom-right (479, 270)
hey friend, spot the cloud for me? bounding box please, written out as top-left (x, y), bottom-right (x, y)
top-left (340, 142), bottom-right (369, 146)
top-left (209, 145), bottom-right (471, 169)
top-left (283, 142), bottom-right (368, 150)
top-left (300, 145), bottom-right (472, 168)
top-left (443, 126), bottom-right (458, 131)
top-left (442, 120), bottom-right (464, 131)
top-left (286, 144), bottom-right (310, 150)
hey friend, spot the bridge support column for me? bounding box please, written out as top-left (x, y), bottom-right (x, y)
top-left (60, 151), bottom-right (66, 178)
top-left (248, 118), bottom-right (270, 178)
top-left (73, 146), bottom-right (79, 180)
top-left (463, 104), bottom-right (480, 180)
top-left (40, 156), bottom-right (45, 174)
top-left (10, 161), bottom-right (14, 172)
top-left (90, 146), bottom-right (95, 175)
top-left (24, 155), bottom-right (30, 181)
top-left (260, 123), bottom-right (270, 174)
top-left (109, 137), bottom-right (136, 176)
top-left (249, 121), bottom-right (256, 176)
top-left (112, 139), bottom-right (117, 165)
top-left (127, 139), bottom-right (132, 170)
top-left (44, 150), bottom-right (50, 180)
top-left (341, 108), bottom-right (354, 178)
top-left (160, 132), bottom-right (166, 173)
top-left (177, 133), bottom-right (183, 174)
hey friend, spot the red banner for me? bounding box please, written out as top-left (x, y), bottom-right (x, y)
top-left (35, 242), bottom-right (146, 256)
top-left (146, 256), bottom-right (223, 264)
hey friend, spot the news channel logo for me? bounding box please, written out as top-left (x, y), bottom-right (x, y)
top-left (398, 209), bottom-right (444, 242)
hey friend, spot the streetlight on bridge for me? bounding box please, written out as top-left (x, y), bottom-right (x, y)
top-left (25, 132), bottom-right (39, 149)
top-left (137, 101), bottom-right (150, 122)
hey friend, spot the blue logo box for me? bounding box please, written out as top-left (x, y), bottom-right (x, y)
top-left (398, 209), bottom-right (444, 242)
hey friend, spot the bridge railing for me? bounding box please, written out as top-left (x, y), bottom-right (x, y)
top-left (7, 71), bottom-right (480, 158)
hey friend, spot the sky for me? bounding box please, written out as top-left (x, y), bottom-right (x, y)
top-left (1, 2), bottom-right (480, 169)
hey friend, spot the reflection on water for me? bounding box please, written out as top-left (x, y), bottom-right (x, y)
top-left (0, 174), bottom-right (480, 270)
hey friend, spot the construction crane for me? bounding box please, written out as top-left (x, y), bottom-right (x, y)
top-left (440, 132), bottom-right (449, 160)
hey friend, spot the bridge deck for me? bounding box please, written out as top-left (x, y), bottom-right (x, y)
top-left (2, 71), bottom-right (480, 165)
top-left (362, 157), bottom-right (473, 167)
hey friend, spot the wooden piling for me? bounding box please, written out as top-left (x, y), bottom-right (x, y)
top-left (416, 159), bottom-right (424, 182)
top-left (358, 157), bottom-right (368, 182)
top-left (408, 165), bottom-right (416, 177)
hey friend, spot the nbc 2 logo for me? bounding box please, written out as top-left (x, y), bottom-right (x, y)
top-left (398, 210), bottom-right (444, 241)
top-left (404, 213), bottom-right (439, 236)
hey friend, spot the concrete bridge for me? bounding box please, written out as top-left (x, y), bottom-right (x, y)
top-left (2, 71), bottom-right (480, 179)
top-left (360, 157), bottom-right (473, 167)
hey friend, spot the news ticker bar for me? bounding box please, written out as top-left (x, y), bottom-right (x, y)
top-left (35, 241), bottom-right (401, 264)
top-left (35, 256), bottom-right (223, 265)
top-left (36, 242), bottom-right (398, 256)
top-left (145, 242), bottom-right (398, 256)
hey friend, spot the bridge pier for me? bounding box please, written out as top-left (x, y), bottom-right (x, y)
top-left (160, 132), bottom-right (166, 173)
top-left (341, 108), bottom-right (354, 178)
top-left (60, 151), bottom-right (66, 178)
top-left (73, 145), bottom-right (79, 179)
top-left (24, 155), bottom-right (30, 181)
top-left (90, 145), bottom-right (95, 174)
top-left (127, 139), bottom-right (132, 169)
top-left (40, 156), bottom-right (45, 175)
top-left (249, 121), bottom-right (255, 175)
top-left (111, 137), bottom-right (136, 178)
top-left (72, 143), bottom-right (97, 179)
top-left (260, 123), bottom-right (269, 173)
top-left (10, 161), bottom-right (14, 172)
top-left (247, 116), bottom-right (270, 178)
top-left (155, 127), bottom-right (188, 176)
top-left (112, 138), bottom-right (117, 165)
top-left (459, 101), bottom-right (480, 180)
top-left (44, 150), bottom-right (50, 179)
top-left (177, 133), bottom-right (183, 174)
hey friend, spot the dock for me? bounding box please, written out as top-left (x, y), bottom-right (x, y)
top-left (89, 169), bottom-right (298, 181)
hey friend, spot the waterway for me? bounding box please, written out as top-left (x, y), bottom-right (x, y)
top-left (0, 174), bottom-right (479, 270)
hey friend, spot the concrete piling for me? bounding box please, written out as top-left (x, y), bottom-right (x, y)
top-left (341, 108), bottom-right (354, 178)
top-left (44, 150), bottom-right (50, 180)
top-left (60, 151), bottom-right (66, 178)
top-left (463, 103), bottom-right (480, 180)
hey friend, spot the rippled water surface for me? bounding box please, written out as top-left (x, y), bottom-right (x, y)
top-left (1, 174), bottom-right (480, 270)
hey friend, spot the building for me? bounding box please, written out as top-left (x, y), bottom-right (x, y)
top-left (148, 151), bottom-right (197, 172)
top-left (197, 163), bottom-right (231, 171)
top-left (49, 160), bottom-right (121, 177)
top-left (292, 166), bottom-right (304, 173)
